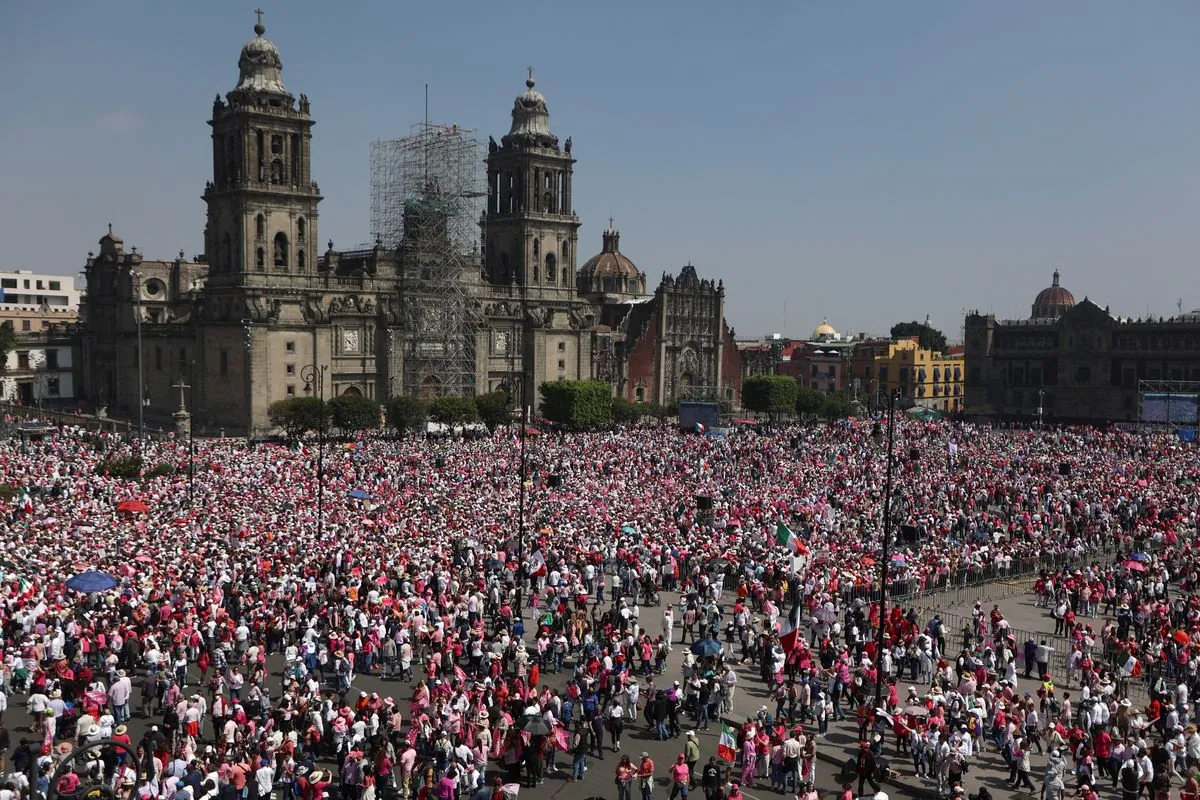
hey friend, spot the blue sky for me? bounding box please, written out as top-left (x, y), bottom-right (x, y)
top-left (1, 2), bottom-right (1199, 339)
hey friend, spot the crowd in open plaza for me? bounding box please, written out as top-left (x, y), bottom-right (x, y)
top-left (0, 417), bottom-right (1197, 800)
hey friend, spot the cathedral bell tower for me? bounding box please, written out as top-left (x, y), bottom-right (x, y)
top-left (203, 11), bottom-right (321, 291)
top-left (483, 71), bottom-right (580, 300)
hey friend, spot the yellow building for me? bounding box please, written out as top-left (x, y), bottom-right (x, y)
top-left (874, 338), bottom-right (964, 412)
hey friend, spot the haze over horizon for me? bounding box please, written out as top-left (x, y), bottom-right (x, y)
top-left (2, 2), bottom-right (1199, 340)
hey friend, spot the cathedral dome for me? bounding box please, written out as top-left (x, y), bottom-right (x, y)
top-left (502, 75), bottom-right (558, 149)
top-left (811, 319), bottom-right (838, 340)
top-left (578, 222), bottom-right (644, 298)
top-left (1031, 270), bottom-right (1076, 319)
top-left (229, 14), bottom-right (293, 106)
top-left (579, 224), bottom-right (641, 281)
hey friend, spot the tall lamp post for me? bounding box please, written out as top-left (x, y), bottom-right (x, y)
top-left (864, 389), bottom-right (898, 798)
top-left (301, 364), bottom-right (327, 540)
top-left (131, 270), bottom-right (145, 439)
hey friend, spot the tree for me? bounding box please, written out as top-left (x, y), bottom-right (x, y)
top-left (0, 324), bottom-right (15, 371)
top-left (387, 396), bottom-right (427, 432)
top-left (742, 375), bottom-right (798, 420)
top-left (611, 396), bottom-right (641, 424)
top-left (267, 396), bottom-right (330, 437)
top-left (428, 396), bottom-right (480, 425)
top-left (474, 391), bottom-right (512, 429)
top-left (329, 394), bottom-right (379, 431)
top-left (891, 320), bottom-right (947, 352)
top-left (822, 390), bottom-right (853, 420)
top-left (539, 380), bottom-right (613, 429)
top-left (794, 385), bottom-right (826, 418)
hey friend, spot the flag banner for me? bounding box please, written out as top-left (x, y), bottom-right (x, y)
top-left (717, 723), bottom-right (737, 762)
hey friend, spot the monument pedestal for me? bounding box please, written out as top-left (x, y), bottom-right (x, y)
top-left (173, 409), bottom-right (192, 438)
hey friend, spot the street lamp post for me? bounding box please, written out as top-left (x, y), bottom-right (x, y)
top-left (302, 364), bottom-right (327, 540)
top-left (132, 270), bottom-right (145, 439)
top-left (864, 389), bottom-right (898, 799)
top-left (1038, 388), bottom-right (1045, 429)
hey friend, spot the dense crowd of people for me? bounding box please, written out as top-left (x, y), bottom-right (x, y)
top-left (0, 417), bottom-right (1194, 800)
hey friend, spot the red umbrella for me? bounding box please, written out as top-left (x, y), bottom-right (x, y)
top-left (116, 499), bottom-right (149, 514)
top-left (1124, 560), bottom-right (1147, 572)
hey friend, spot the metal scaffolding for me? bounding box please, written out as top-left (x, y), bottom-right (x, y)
top-left (370, 123), bottom-right (485, 399)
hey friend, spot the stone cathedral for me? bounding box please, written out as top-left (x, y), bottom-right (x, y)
top-left (79, 16), bottom-right (742, 435)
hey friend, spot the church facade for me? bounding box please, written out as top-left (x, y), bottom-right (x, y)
top-left (79, 16), bottom-right (741, 435)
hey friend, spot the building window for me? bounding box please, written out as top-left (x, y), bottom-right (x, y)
top-left (17, 351), bottom-right (29, 370)
top-left (286, 384), bottom-right (296, 396)
top-left (271, 134), bottom-right (283, 155)
top-left (0, 279), bottom-right (15, 289)
top-left (297, 250), bottom-right (306, 271)
top-left (274, 232), bottom-right (288, 268)
top-left (46, 350), bottom-right (58, 370)
top-left (21, 320), bottom-right (30, 331)
top-left (47, 377), bottom-right (60, 397)
top-left (1074, 366), bottom-right (1092, 382)
top-left (562, 241), bottom-right (569, 261)
top-left (533, 239), bottom-right (539, 257)
top-left (286, 363), bottom-right (295, 375)
top-left (48, 281), bottom-right (60, 291)
top-left (256, 248), bottom-right (265, 270)
top-left (219, 349), bottom-right (229, 377)
top-left (256, 215), bottom-right (266, 240)
top-left (546, 253), bottom-right (557, 283)
top-left (557, 342), bottom-right (565, 352)
top-left (557, 359), bottom-right (565, 370)
top-left (271, 160), bottom-right (284, 184)
top-left (286, 340), bottom-right (296, 353)
top-left (297, 217), bottom-right (306, 238)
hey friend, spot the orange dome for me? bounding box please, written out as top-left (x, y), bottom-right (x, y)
top-left (578, 226), bottom-right (641, 281)
top-left (1032, 271), bottom-right (1075, 319)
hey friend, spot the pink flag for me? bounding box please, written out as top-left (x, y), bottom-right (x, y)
top-left (552, 727), bottom-right (571, 752)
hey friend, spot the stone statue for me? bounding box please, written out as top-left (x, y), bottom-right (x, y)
top-left (328, 296), bottom-right (342, 314)
top-left (299, 93), bottom-right (310, 113)
top-left (488, 136), bottom-right (498, 153)
top-left (362, 298), bottom-right (374, 315)
top-left (564, 137), bottom-right (572, 154)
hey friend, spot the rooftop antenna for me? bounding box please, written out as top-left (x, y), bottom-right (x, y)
top-left (1179, 298), bottom-right (1184, 315)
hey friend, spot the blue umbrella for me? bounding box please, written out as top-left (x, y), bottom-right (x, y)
top-left (690, 638), bottom-right (723, 658)
top-left (65, 571), bottom-right (118, 593)
top-left (621, 524), bottom-right (637, 535)
top-left (1130, 552), bottom-right (1149, 562)
top-left (348, 489), bottom-right (371, 500)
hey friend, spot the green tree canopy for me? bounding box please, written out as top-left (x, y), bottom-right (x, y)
top-left (474, 391), bottom-right (512, 429)
top-left (794, 385), bottom-right (827, 418)
top-left (329, 394), bottom-right (379, 431)
top-left (891, 320), bottom-right (947, 352)
top-left (822, 390), bottom-right (853, 419)
top-left (428, 396), bottom-right (480, 425)
top-left (268, 397), bottom-right (331, 438)
top-left (539, 380), bottom-right (613, 429)
top-left (742, 375), bottom-right (798, 419)
top-left (611, 396), bottom-right (642, 424)
top-left (0, 324), bottom-right (16, 368)
top-left (387, 396), bottom-right (427, 432)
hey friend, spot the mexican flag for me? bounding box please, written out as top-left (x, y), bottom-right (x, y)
top-left (775, 522), bottom-right (804, 555)
top-left (717, 723), bottom-right (737, 762)
top-left (778, 602), bottom-right (802, 654)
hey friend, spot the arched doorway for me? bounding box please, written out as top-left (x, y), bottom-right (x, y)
top-left (342, 386), bottom-right (363, 397)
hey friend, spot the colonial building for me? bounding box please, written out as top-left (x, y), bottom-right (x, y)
top-left (78, 15), bottom-right (739, 434)
top-left (964, 271), bottom-right (1200, 423)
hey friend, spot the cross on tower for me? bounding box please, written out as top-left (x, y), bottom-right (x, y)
top-left (172, 377), bottom-right (191, 412)
top-left (608, 217), bottom-right (614, 230)
top-left (255, 8), bottom-right (264, 26)
top-left (527, 66), bottom-right (534, 82)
